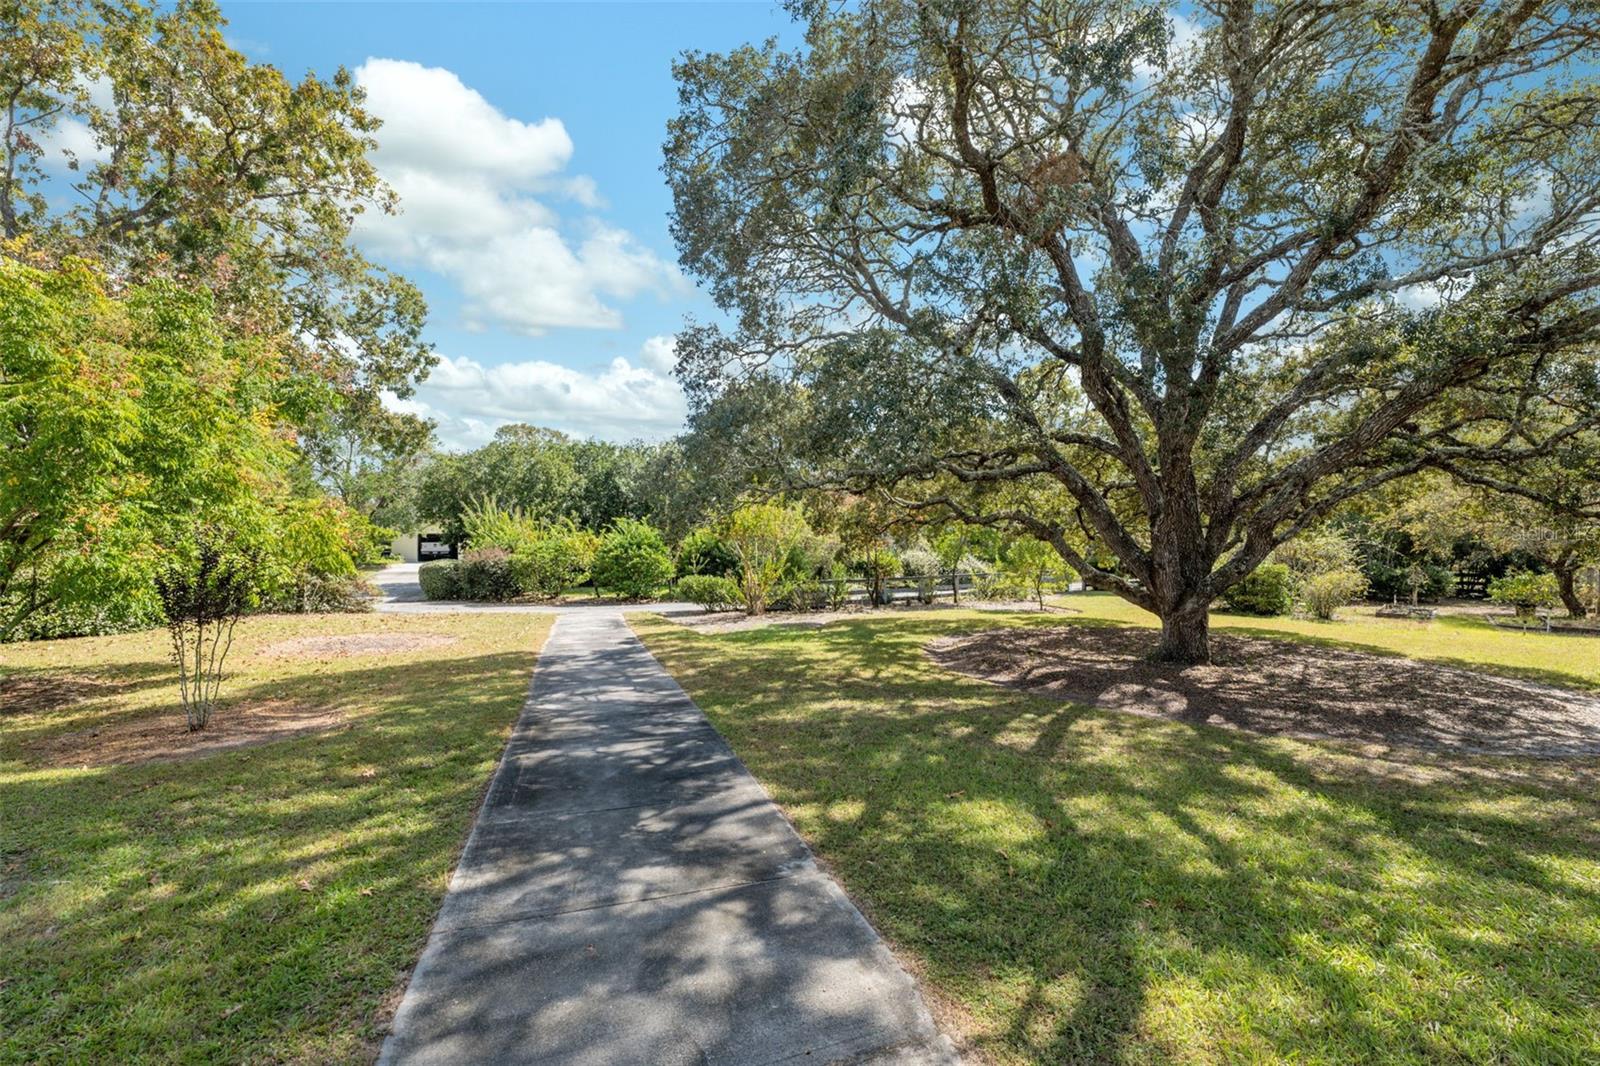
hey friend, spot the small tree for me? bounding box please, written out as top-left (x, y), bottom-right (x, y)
top-left (591, 519), bottom-right (675, 600)
top-left (720, 502), bottom-right (812, 614)
top-left (154, 527), bottom-right (265, 731)
top-left (1003, 538), bottom-right (1059, 609)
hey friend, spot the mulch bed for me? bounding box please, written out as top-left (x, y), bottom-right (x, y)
top-left (26, 698), bottom-right (346, 769)
top-left (928, 625), bottom-right (1600, 758)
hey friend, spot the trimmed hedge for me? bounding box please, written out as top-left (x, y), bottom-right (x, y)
top-left (455, 547), bottom-right (520, 602)
top-left (418, 560), bottom-right (460, 600)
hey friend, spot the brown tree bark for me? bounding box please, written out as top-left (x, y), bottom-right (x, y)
top-left (1555, 561), bottom-right (1588, 619)
top-left (1156, 598), bottom-right (1212, 664)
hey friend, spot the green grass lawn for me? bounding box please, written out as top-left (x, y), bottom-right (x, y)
top-left (1073, 594), bottom-right (1600, 691)
top-left (632, 595), bottom-right (1600, 1064)
top-left (1, 611), bottom-right (550, 1064)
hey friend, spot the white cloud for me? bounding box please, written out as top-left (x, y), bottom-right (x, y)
top-left (387, 335), bottom-right (689, 448)
top-left (353, 58), bottom-right (683, 335)
top-left (638, 334), bottom-right (678, 374)
top-left (37, 75), bottom-right (114, 168)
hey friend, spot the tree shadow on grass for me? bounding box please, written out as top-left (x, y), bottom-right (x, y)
top-left (636, 614), bottom-right (1600, 1064)
top-left (0, 647), bottom-right (540, 1063)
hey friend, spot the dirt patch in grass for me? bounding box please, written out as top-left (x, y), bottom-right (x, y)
top-left (26, 699), bottom-right (346, 769)
top-left (0, 673), bottom-right (118, 716)
top-left (929, 625), bottom-right (1600, 757)
top-left (258, 633), bottom-right (459, 659)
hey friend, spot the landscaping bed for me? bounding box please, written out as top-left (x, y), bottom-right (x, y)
top-left (929, 625), bottom-right (1600, 757)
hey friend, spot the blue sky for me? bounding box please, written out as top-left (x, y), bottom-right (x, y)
top-left (218, 1), bottom-right (802, 449)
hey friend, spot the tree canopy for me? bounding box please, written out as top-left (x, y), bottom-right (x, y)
top-left (665, 0), bottom-right (1600, 661)
top-left (1, 0), bottom-right (434, 440)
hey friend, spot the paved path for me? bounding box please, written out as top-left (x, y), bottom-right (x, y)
top-left (380, 611), bottom-right (958, 1065)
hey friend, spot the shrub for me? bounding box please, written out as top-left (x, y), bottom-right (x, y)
top-left (772, 575), bottom-right (823, 611)
top-left (591, 519), bottom-right (675, 600)
top-left (678, 574), bottom-right (742, 612)
top-left (1488, 570), bottom-right (1559, 617)
top-left (267, 573), bottom-right (373, 614)
top-left (675, 527), bottom-right (739, 578)
top-left (460, 495), bottom-right (539, 554)
top-left (510, 521), bottom-right (597, 599)
top-left (900, 544), bottom-right (943, 603)
top-left (1222, 564), bottom-right (1294, 616)
top-left (1301, 569), bottom-right (1368, 620)
top-left (418, 560), bottom-right (460, 600)
top-left (899, 544), bottom-right (943, 579)
top-left (825, 561), bottom-right (851, 609)
top-left (721, 503), bottom-right (814, 614)
top-left (456, 547), bottom-right (521, 602)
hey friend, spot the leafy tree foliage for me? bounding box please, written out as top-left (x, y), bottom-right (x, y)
top-left (0, 254), bottom-right (288, 637)
top-left (665, 0), bottom-right (1600, 662)
top-left (675, 526), bottom-right (740, 578)
top-left (416, 425), bottom-right (691, 542)
top-left (1488, 570), bottom-right (1560, 617)
top-left (1, 0), bottom-right (434, 434)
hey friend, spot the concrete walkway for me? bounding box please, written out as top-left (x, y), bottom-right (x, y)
top-left (380, 611), bottom-right (958, 1065)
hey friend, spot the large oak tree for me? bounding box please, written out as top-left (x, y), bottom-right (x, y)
top-left (664, 0), bottom-right (1600, 662)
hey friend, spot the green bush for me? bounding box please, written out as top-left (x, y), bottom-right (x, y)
top-left (677, 574), bottom-right (742, 611)
top-left (1301, 569), bottom-right (1369, 620)
top-left (1488, 570), bottom-right (1559, 617)
top-left (592, 519), bottom-right (675, 600)
top-left (459, 495), bottom-right (539, 554)
top-left (721, 503), bottom-right (815, 614)
top-left (825, 561), bottom-right (851, 610)
top-left (509, 521), bottom-right (598, 599)
top-left (772, 575), bottom-right (823, 612)
top-left (1222, 564), bottom-right (1294, 616)
top-left (418, 560), bottom-right (461, 600)
top-left (455, 547), bottom-right (521, 602)
top-left (675, 527), bottom-right (739, 578)
top-left (266, 573), bottom-right (374, 614)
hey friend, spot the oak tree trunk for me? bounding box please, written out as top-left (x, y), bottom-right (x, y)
top-left (1155, 598), bottom-right (1211, 664)
top-left (1556, 563), bottom-right (1588, 619)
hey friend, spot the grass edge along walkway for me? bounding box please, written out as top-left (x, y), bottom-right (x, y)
top-left (1, 611), bottom-right (553, 1064)
top-left (631, 601), bottom-right (1600, 1065)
